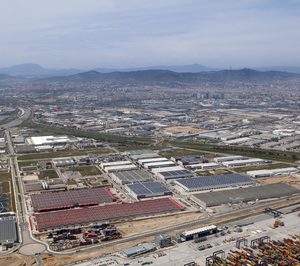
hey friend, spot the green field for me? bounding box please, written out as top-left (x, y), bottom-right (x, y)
top-left (195, 170), bottom-right (213, 176)
top-left (18, 160), bottom-right (38, 169)
top-left (232, 163), bottom-right (294, 173)
top-left (69, 166), bottom-right (101, 176)
top-left (159, 148), bottom-right (213, 159)
top-left (18, 148), bottom-right (112, 160)
top-left (168, 141), bottom-right (300, 162)
top-left (0, 172), bottom-right (15, 212)
top-left (38, 170), bottom-right (59, 179)
top-left (27, 120), bottom-right (154, 146)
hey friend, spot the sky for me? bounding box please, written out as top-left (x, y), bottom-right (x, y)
top-left (0, 0), bottom-right (300, 69)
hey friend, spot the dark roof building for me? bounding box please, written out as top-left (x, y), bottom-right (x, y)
top-left (175, 174), bottom-right (255, 192)
top-left (0, 213), bottom-right (18, 244)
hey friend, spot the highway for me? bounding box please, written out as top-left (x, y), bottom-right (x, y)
top-left (0, 107), bottom-right (31, 130)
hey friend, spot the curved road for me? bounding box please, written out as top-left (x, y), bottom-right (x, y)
top-left (0, 107), bottom-right (31, 130)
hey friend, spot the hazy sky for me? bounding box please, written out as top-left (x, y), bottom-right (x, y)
top-left (1, 0), bottom-right (300, 69)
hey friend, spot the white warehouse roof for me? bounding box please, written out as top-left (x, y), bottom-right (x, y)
top-left (26, 136), bottom-right (74, 146)
top-left (181, 225), bottom-right (217, 237)
top-left (104, 164), bottom-right (137, 172)
top-left (247, 167), bottom-right (299, 177)
top-left (189, 162), bottom-right (220, 169)
top-left (101, 160), bottom-right (132, 168)
top-left (138, 157), bottom-right (168, 164)
top-left (222, 158), bottom-right (265, 167)
top-left (214, 155), bottom-right (248, 162)
top-left (152, 166), bottom-right (185, 174)
top-left (144, 161), bottom-right (175, 169)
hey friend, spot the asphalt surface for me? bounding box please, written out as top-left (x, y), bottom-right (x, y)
top-left (0, 108), bottom-right (31, 130)
top-left (6, 129), bottom-right (46, 265)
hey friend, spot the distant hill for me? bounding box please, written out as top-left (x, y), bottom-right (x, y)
top-left (45, 68), bottom-right (300, 84)
top-left (256, 66), bottom-right (300, 74)
top-left (0, 63), bottom-right (83, 77)
top-left (1, 63), bottom-right (300, 81)
top-left (94, 64), bottom-right (215, 73)
top-left (0, 73), bottom-right (16, 80)
top-left (0, 63), bottom-right (214, 77)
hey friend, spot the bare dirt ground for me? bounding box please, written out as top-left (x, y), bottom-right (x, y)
top-left (117, 212), bottom-right (204, 237)
top-left (0, 253), bottom-right (36, 266)
top-left (257, 175), bottom-right (300, 188)
top-left (41, 237), bottom-right (155, 266)
top-left (163, 126), bottom-right (203, 134)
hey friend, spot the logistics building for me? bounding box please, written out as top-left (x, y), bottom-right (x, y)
top-left (26, 135), bottom-right (76, 146)
top-left (172, 155), bottom-right (209, 166)
top-left (192, 183), bottom-right (300, 207)
top-left (214, 155), bottom-right (248, 163)
top-left (122, 243), bottom-right (157, 257)
top-left (34, 198), bottom-right (185, 231)
top-left (180, 225), bottom-right (217, 241)
top-left (0, 213), bottom-right (18, 246)
top-left (151, 166), bottom-right (195, 180)
top-left (247, 167), bottom-right (299, 178)
top-left (222, 158), bottom-right (270, 168)
top-left (137, 157), bottom-right (168, 166)
top-left (30, 187), bottom-right (115, 212)
top-left (143, 160), bottom-right (175, 169)
top-left (110, 169), bottom-right (153, 185)
top-left (188, 162), bottom-right (220, 170)
top-left (175, 174), bottom-right (255, 192)
top-left (126, 181), bottom-right (172, 199)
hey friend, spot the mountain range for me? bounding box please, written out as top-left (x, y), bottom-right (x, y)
top-left (43, 68), bottom-right (300, 85)
top-left (1, 63), bottom-right (300, 78)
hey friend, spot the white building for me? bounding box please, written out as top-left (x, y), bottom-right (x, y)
top-left (247, 167), bottom-right (299, 178)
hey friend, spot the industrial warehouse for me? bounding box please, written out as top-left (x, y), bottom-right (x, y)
top-left (180, 225), bottom-right (218, 241)
top-left (126, 181), bottom-right (172, 199)
top-left (30, 187), bottom-right (115, 212)
top-left (192, 183), bottom-right (300, 207)
top-left (0, 213), bottom-right (18, 248)
top-left (100, 160), bottom-right (137, 173)
top-left (110, 169), bottom-right (153, 185)
top-left (137, 157), bottom-right (169, 166)
top-left (175, 174), bottom-right (255, 192)
top-left (33, 198), bottom-right (185, 231)
top-left (247, 167), bottom-right (299, 178)
top-left (152, 167), bottom-right (195, 180)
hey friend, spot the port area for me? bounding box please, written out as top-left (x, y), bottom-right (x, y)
top-left (75, 206), bottom-right (300, 266)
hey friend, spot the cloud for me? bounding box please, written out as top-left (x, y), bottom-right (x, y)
top-left (0, 0), bottom-right (299, 68)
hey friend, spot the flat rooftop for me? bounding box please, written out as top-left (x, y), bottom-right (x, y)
top-left (31, 187), bottom-right (115, 212)
top-left (0, 214), bottom-right (18, 243)
top-left (112, 169), bottom-right (153, 184)
top-left (176, 174), bottom-right (255, 191)
top-left (193, 183), bottom-right (300, 207)
top-left (34, 198), bottom-right (184, 231)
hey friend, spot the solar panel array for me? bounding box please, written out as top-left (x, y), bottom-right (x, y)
top-left (31, 187), bottom-right (114, 212)
top-left (112, 169), bottom-right (153, 184)
top-left (176, 174), bottom-right (255, 191)
top-left (193, 183), bottom-right (300, 207)
top-left (0, 214), bottom-right (17, 243)
top-left (127, 181), bottom-right (172, 199)
top-left (35, 198), bottom-right (184, 231)
top-left (0, 193), bottom-right (9, 213)
top-left (159, 170), bottom-right (194, 180)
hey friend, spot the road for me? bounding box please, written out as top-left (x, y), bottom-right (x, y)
top-left (0, 107), bottom-right (31, 130)
top-left (50, 193), bottom-right (300, 256)
top-left (5, 130), bottom-right (46, 265)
